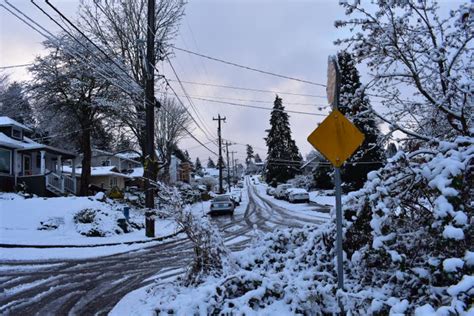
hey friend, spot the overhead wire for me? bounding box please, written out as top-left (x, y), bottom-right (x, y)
top-left (167, 79), bottom-right (327, 98)
top-left (164, 57), bottom-right (219, 145)
top-left (157, 92), bottom-right (330, 108)
top-left (41, 0), bottom-right (143, 95)
top-left (186, 96), bottom-right (329, 117)
top-left (0, 63), bottom-right (34, 69)
top-left (5, 1), bottom-right (140, 98)
top-left (172, 46), bottom-right (327, 88)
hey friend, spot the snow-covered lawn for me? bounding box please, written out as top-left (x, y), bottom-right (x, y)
top-left (0, 193), bottom-right (178, 260)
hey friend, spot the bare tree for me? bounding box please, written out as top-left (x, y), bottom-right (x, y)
top-left (155, 97), bottom-right (192, 182)
top-left (79, 0), bottom-right (186, 166)
top-left (29, 35), bottom-right (117, 196)
top-left (335, 1), bottom-right (473, 143)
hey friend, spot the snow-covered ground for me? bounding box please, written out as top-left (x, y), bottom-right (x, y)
top-left (0, 193), bottom-right (178, 260)
top-left (253, 181), bottom-right (333, 220)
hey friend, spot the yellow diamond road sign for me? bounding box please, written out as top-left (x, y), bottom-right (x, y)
top-left (307, 109), bottom-right (365, 167)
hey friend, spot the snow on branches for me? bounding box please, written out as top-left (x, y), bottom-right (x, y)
top-left (335, 1), bottom-right (473, 141)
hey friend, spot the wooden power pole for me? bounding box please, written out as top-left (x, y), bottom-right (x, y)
top-left (213, 114), bottom-right (226, 194)
top-left (144, 0), bottom-right (156, 237)
top-left (225, 141), bottom-right (231, 192)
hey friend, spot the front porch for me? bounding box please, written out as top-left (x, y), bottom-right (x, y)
top-left (16, 149), bottom-right (77, 196)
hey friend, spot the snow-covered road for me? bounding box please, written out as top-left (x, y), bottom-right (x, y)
top-left (0, 177), bottom-right (330, 315)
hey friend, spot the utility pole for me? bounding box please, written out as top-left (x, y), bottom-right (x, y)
top-left (213, 114), bottom-right (226, 194)
top-left (225, 141), bottom-right (231, 192)
top-left (144, 0), bottom-right (156, 237)
top-left (230, 151), bottom-right (237, 186)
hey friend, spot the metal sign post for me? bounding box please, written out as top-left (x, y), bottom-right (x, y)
top-left (307, 56), bottom-right (365, 314)
top-left (329, 56), bottom-right (345, 300)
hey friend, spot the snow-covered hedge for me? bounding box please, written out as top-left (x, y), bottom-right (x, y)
top-left (146, 137), bottom-right (473, 315)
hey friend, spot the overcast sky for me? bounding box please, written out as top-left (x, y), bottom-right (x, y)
top-left (0, 0), bottom-right (461, 165)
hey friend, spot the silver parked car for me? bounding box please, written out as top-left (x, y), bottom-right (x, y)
top-left (288, 188), bottom-right (310, 203)
top-left (209, 195), bottom-right (235, 215)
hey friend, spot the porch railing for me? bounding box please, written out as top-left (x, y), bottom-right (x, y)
top-left (64, 175), bottom-right (76, 194)
top-left (46, 172), bottom-right (62, 192)
top-left (46, 173), bottom-right (76, 195)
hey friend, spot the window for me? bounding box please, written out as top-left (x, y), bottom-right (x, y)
top-left (11, 128), bottom-right (22, 140)
top-left (109, 177), bottom-right (118, 187)
top-left (0, 148), bottom-right (11, 174)
top-left (36, 153), bottom-right (41, 168)
top-left (102, 160), bottom-right (111, 166)
top-left (23, 155), bottom-right (31, 175)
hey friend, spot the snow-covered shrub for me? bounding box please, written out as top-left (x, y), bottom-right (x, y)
top-left (175, 182), bottom-right (201, 205)
top-left (288, 174), bottom-right (313, 190)
top-left (38, 217), bottom-right (64, 230)
top-left (342, 136), bottom-right (473, 313)
top-left (148, 137), bottom-right (473, 315)
top-left (73, 208), bottom-right (139, 237)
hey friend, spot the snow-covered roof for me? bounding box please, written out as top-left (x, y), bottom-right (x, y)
top-left (288, 188), bottom-right (308, 194)
top-left (0, 116), bottom-right (32, 132)
top-left (63, 166), bottom-right (132, 178)
top-left (127, 167), bottom-right (144, 178)
top-left (203, 168), bottom-right (219, 177)
top-left (92, 148), bottom-right (141, 164)
top-left (115, 151), bottom-right (141, 161)
top-left (0, 132), bottom-right (24, 148)
top-left (0, 132), bottom-right (75, 157)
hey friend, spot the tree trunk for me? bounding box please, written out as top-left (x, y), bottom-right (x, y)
top-left (79, 128), bottom-right (92, 196)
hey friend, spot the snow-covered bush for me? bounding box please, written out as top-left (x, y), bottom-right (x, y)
top-left (342, 136), bottom-right (473, 313)
top-left (73, 208), bottom-right (137, 237)
top-left (147, 137), bottom-right (473, 315)
top-left (288, 174), bottom-right (313, 190)
top-left (175, 182), bottom-right (201, 205)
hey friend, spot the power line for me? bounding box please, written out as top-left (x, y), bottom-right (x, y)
top-left (9, 1), bottom-right (139, 97)
top-left (157, 91), bottom-right (330, 108)
top-left (166, 79), bottom-right (327, 98)
top-left (42, 0), bottom-right (142, 95)
top-left (161, 81), bottom-right (218, 156)
top-left (0, 63), bottom-right (34, 69)
top-left (172, 46), bottom-right (327, 88)
top-left (188, 96), bottom-right (329, 117)
top-left (164, 57), bottom-right (218, 144)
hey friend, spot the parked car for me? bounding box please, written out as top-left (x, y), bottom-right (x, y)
top-left (282, 187), bottom-right (295, 200)
top-left (288, 188), bottom-right (310, 203)
top-left (274, 184), bottom-right (293, 199)
top-left (266, 187), bottom-right (276, 196)
top-left (237, 181), bottom-right (244, 188)
top-left (230, 189), bottom-right (242, 206)
top-left (209, 195), bottom-right (235, 215)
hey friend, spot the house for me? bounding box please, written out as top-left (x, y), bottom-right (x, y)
top-left (89, 148), bottom-right (142, 172)
top-left (63, 166), bottom-right (131, 193)
top-left (167, 155), bottom-right (192, 184)
top-left (178, 161), bottom-right (192, 183)
top-left (0, 116), bottom-right (77, 196)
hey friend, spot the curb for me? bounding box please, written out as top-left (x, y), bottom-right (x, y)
top-left (0, 229), bottom-right (184, 249)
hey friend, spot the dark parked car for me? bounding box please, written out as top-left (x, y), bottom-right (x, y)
top-left (209, 195), bottom-right (235, 215)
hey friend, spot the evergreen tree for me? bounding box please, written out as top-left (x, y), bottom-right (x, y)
top-left (264, 96), bottom-right (301, 186)
top-left (195, 157), bottom-right (204, 176)
top-left (337, 51), bottom-right (385, 191)
top-left (207, 157), bottom-right (216, 169)
top-left (254, 153), bottom-right (262, 163)
top-left (245, 144), bottom-right (254, 165)
top-left (0, 82), bottom-right (34, 125)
